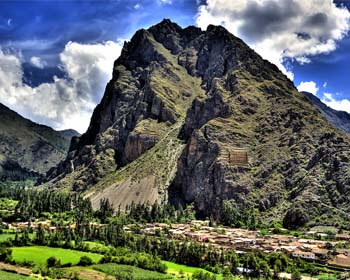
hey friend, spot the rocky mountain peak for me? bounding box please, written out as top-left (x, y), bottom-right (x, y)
top-left (42, 20), bottom-right (350, 229)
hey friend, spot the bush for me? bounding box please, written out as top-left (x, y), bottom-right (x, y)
top-left (46, 256), bottom-right (61, 268)
top-left (78, 255), bottom-right (94, 266)
top-left (0, 247), bottom-right (12, 262)
top-left (192, 271), bottom-right (216, 280)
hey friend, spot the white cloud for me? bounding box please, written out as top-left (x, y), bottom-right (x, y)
top-left (322, 92), bottom-right (350, 113)
top-left (158, 0), bottom-right (172, 4)
top-left (297, 81), bottom-right (319, 95)
top-left (134, 3), bottom-right (142, 9)
top-left (29, 56), bottom-right (46, 69)
top-left (0, 40), bottom-right (123, 133)
top-left (323, 81), bottom-right (327, 88)
top-left (196, 0), bottom-right (350, 80)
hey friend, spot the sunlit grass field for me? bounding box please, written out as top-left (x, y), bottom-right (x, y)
top-left (93, 263), bottom-right (173, 279)
top-left (11, 246), bottom-right (102, 265)
top-left (0, 270), bottom-right (35, 280)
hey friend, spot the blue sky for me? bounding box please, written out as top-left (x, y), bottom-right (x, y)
top-left (0, 0), bottom-right (349, 133)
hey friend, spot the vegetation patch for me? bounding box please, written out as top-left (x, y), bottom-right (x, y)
top-left (0, 270), bottom-right (35, 280)
top-left (11, 246), bottom-right (102, 266)
top-left (93, 263), bottom-right (173, 279)
top-left (163, 261), bottom-right (220, 278)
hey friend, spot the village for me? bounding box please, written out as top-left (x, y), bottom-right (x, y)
top-left (126, 220), bottom-right (350, 270)
top-left (3, 219), bottom-right (350, 271)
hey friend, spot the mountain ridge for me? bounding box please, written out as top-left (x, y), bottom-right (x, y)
top-left (302, 91), bottom-right (350, 133)
top-left (0, 102), bottom-right (79, 180)
top-left (42, 19), bottom-right (350, 229)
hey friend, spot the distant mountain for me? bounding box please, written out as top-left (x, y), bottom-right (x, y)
top-left (58, 129), bottom-right (81, 139)
top-left (0, 103), bottom-right (78, 180)
top-left (42, 19), bottom-right (350, 229)
top-left (303, 91), bottom-right (350, 133)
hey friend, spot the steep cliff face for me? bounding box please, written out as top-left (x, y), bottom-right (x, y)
top-left (44, 19), bottom-right (350, 228)
top-left (0, 103), bottom-right (77, 180)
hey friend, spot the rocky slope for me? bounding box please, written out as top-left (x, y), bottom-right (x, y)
top-left (303, 91), bottom-right (350, 133)
top-left (43, 19), bottom-right (350, 228)
top-left (0, 103), bottom-right (79, 180)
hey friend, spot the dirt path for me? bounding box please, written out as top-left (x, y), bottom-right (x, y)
top-left (0, 262), bottom-right (32, 276)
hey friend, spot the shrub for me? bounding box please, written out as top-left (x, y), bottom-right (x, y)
top-left (78, 255), bottom-right (94, 266)
top-left (0, 247), bottom-right (12, 262)
top-left (192, 271), bottom-right (216, 280)
top-left (46, 256), bottom-right (61, 268)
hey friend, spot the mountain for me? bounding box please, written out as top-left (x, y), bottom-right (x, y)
top-left (0, 103), bottom-right (79, 180)
top-left (42, 19), bottom-right (350, 229)
top-left (58, 129), bottom-right (81, 139)
top-left (303, 91), bottom-right (350, 133)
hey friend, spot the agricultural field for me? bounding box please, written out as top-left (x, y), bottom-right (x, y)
top-left (0, 270), bottom-right (35, 280)
top-left (0, 233), bottom-right (35, 243)
top-left (93, 263), bottom-right (173, 279)
top-left (11, 246), bottom-right (103, 266)
top-left (316, 274), bottom-right (337, 280)
top-left (162, 261), bottom-right (223, 279)
top-left (83, 241), bottom-right (113, 253)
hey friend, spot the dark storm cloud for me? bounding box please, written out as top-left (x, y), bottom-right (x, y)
top-left (305, 13), bottom-right (328, 27)
top-left (238, 0), bottom-right (301, 41)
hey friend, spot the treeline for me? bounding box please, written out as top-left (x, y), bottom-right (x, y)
top-left (1, 182), bottom-right (196, 225)
top-left (1, 181), bottom-right (262, 230)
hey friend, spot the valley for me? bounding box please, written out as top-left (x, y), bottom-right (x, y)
top-left (0, 12), bottom-right (350, 280)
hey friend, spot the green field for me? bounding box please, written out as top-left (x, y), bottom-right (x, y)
top-left (316, 274), bottom-right (337, 280)
top-left (83, 241), bottom-right (112, 252)
top-left (0, 233), bottom-right (35, 243)
top-left (11, 246), bottom-right (103, 265)
top-left (0, 270), bottom-right (35, 280)
top-left (93, 263), bottom-right (173, 279)
top-left (162, 261), bottom-right (223, 278)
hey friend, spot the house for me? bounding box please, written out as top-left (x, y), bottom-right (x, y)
top-left (292, 250), bottom-right (316, 260)
top-left (311, 248), bottom-right (329, 261)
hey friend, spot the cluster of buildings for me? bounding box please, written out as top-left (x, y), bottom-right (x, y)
top-left (3, 219), bottom-right (350, 269)
top-left (128, 220), bottom-right (350, 269)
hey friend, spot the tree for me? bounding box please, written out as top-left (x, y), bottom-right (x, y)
top-left (192, 271), bottom-right (216, 280)
top-left (221, 200), bottom-right (240, 227)
top-left (259, 260), bottom-right (271, 279)
top-left (47, 256), bottom-right (60, 268)
top-left (0, 247), bottom-right (12, 262)
top-left (78, 256), bottom-right (94, 266)
top-left (291, 267), bottom-right (301, 280)
top-left (35, 224), bottom-right (46, 245)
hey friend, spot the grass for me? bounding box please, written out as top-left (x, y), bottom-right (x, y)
top-left (82, 241), bottom-right (113, 253)
top-left (93, 263), bottom-right (174, 279)
top-left (316, 274), bottom-right (337, 280)
top-left (0, 233), bottom-right (35, 243)
top-left (11, 246), bottom-right (102, 266)
top-left (162, 261), bottom-right (222, 278)
top-left (0, 270), bottom-right (35, 280)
